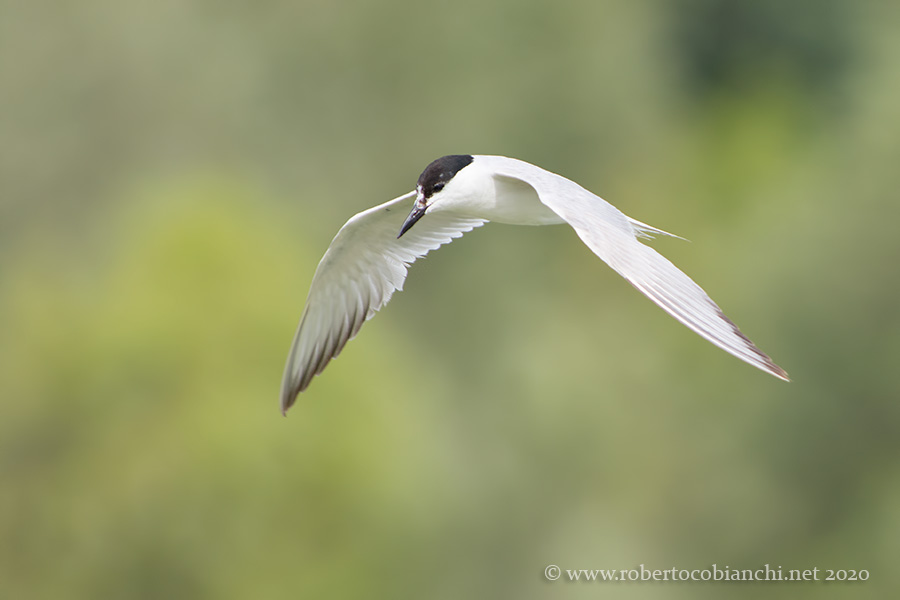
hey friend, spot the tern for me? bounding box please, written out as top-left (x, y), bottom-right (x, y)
top-left (281, 155), bottom-right (788, 414)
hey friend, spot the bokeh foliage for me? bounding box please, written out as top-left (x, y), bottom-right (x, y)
top-left (2, 1), bottom-right (899, 598)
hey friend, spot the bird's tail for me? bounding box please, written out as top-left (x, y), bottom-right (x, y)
top-left (627, 217), bottom-right (686, 241)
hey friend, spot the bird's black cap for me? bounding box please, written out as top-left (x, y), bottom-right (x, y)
top-left (417, 155), bottom-right (474, 199)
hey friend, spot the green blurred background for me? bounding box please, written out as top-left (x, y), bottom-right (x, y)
top-left (2, 1), bottom-right (899, 598)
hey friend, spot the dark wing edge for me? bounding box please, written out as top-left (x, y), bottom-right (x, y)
top-left (280, 194), bottom-right (486, 414)
top-left (485, 158), bottom-right (789, 382)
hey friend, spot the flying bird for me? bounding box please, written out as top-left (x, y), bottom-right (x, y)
top-left (280, 155), bottom-right (788, 414)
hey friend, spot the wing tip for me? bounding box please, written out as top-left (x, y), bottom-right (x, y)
top-left (714, 307), bottom-right (790, 383)
top-left (764, 361), bottom-right (791, 382)
top-left (280, 386), bottom-right (297, 416)
top-left (280, 371), bottom-right (308, 416)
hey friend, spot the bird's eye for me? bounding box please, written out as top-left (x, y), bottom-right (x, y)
top-left (433, 182), bottom-right (445, 193)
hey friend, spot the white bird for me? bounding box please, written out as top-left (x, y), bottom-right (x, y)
top-left (280, 155), bottom-right (788, 414)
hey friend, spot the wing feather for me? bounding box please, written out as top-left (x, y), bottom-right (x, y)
top-left (281, 192), bottom-right (486, 413)
top-left (479, 155), bottom-right (789, 382)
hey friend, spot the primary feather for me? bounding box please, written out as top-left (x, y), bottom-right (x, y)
top-left (280, 192), bottom-right (485, 413)
top-left (481, 155), bottom-right (789, 383)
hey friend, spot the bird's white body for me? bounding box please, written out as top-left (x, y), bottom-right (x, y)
top-left (280, 155), bottom-right (788, 414)
top-left (425, 157), bottom-right (566, 226)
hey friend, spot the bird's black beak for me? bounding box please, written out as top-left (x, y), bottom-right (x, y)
top-left (398, 203), bottom-right (426, 238)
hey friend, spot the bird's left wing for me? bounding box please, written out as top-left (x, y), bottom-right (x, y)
top-left (479, 155), bottom-right (789, 382)
top-left (281, 192), bottom-right (486, 414)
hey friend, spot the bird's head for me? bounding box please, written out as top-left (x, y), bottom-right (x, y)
top-left (398, 154), bottom-right (474, 238)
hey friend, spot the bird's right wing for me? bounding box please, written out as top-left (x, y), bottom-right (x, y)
top-left (281, 192), bottom-right (486, 413)
top-left (480, 155), bottom-right (789, 382)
